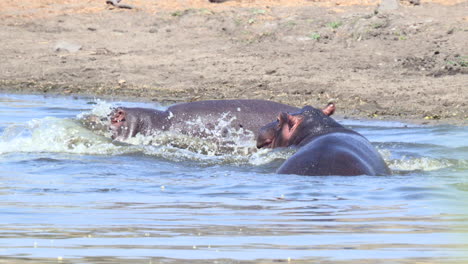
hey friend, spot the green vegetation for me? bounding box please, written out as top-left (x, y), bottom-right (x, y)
top-left (252, 9), bottom-right (266, 15)
top-left (284, 21), bottom-right (297, 27)
top-left (199, 8), bottom-right (214, 15)
top-left (171, 10), bottom-right (183, 17)
top-left (447, 56), bottom-right (468, 67)
top-left (424, 115), bottom-right (441, 120)
top-left (234, 18), bottom-right (243, 26)
top-left (458, 56), bottom-right (468, 67)
top-left (171, 8), bottom-right (214, 17)
top-left (372, 22), bottom-right (385, 29)
top-left (309, 32), bottom-right (321, 40)
top-left (393, 31), bottom-right (407, 40)
top-left (243, 8), bottom-right (266, 25)
top-left (327, 21), bottom-right (342, 29)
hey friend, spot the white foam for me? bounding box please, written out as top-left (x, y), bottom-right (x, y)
top-left (117, 111), bottom-right (259, 157)
top-left (249, 148), bottom-right (295, 166)
top-left (11, 101), bottom-right (456, 171)
top-left (377, 148), bottom-right (453, 172)
top-left (388, 156), bottom-right (453, 171)
top-left (76, 99), bottom-right (114, 119)
top-left (0, 117), bottom-right (129, 155)
top-left (0, 102), bottom-right (262, 163)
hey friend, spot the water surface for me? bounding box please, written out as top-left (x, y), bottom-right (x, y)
top-left (0, 94), bottom-right (467, 263)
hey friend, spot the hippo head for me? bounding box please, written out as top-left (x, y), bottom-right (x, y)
top-left (256, 103), bottom-right (339, 148)
top-left (108, 107), bottom-right (170, 141)
top-left (109, 107), bottom-right (136, 140)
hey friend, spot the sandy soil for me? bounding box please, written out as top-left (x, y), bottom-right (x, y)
top-left (0, 0), bottom-right (467, 124)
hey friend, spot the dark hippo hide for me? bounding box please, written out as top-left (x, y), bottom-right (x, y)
top-left (257, 105), bottom-right (390, 176)
top-left (108, 99), bottom-right (300, 141)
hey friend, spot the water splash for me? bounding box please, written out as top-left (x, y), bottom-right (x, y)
top-left (76, 100), bottom-right (114, 137)
top-left (388, 156), bottom-right (454, 172)
top-left (113, 111), bottom-right (260, 157)
top-left (77, 99), bottom-right (114, 119)
top-left (0, 117), bottom-right (126, 155)
top-left (377, 147), bottom-right (462, 172)
top-left (2, 114), bottom-right (462, 171)
top-left (4, 100), bottom-right (464, 172)
top-left (249, 148), bottom-right (296, 166)
top-left (0, 104), bottom-right (284, 166)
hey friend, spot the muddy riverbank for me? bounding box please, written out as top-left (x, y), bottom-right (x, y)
top-left (0, 0), bottom-right (466, 124)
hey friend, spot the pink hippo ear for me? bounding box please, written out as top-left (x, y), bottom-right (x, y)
top-left (277, 112), bottom-right (289, 128)
top-left (322, 102), bottom-right (335, 116)
top-left (277, 112), bottom-right (304, 145)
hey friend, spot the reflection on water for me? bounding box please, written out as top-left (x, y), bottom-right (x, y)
top-left (0, 94), bottom-right (467, 263)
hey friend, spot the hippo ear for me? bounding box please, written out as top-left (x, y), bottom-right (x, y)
top-left (277, 113), bottom-right (303, 143)
top-left (322, 103), bottom-right (335, 116)
top-left (286, 114), bottom-right (304, 131)
top-left (277, 112), bottom-right (289, 128)
top-left (278, 112), bottom-right (303, 130)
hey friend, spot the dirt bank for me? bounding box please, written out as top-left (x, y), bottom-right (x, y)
top-left (0, 0), bottom-right (467, 124)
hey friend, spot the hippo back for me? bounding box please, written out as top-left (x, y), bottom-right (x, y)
top-left (167, 99), bottom-right (300, 137)
top-left (277, 132), bottom-right (390, 176)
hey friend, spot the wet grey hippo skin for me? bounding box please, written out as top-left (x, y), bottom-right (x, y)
top-left (256, 105), bottom-right (390, 176)
top-left (109, 99), bottom-right (300, 141)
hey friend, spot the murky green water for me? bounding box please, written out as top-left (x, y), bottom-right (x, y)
top-left (0, 94), bottom-right (467, 263)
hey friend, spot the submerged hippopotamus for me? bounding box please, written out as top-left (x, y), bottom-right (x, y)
top-left (104, 99), bottom-right (300, 141)
top-left (256, 104), bottom-right (390, 176)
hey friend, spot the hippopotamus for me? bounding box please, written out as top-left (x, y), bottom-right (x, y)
top-left (256, 104), bottom-right (390, 176)
top-left (105, 99), bottom-right (300, 141)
